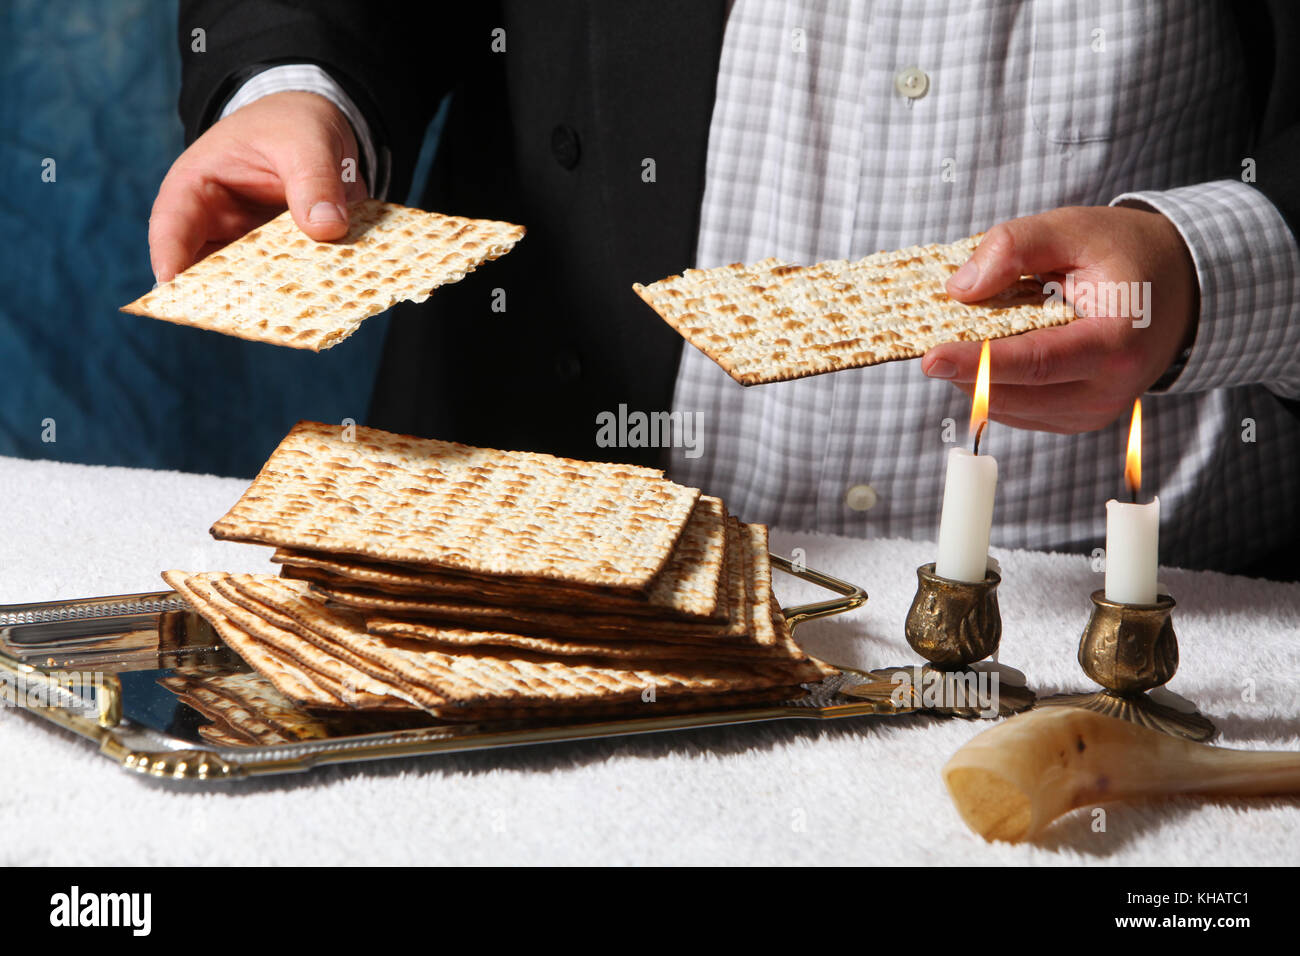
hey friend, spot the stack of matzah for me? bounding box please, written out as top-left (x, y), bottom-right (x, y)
top-left (633, 234), bottom-right (1076, 385)
top-left (165, 422), bottom-right (831, 721)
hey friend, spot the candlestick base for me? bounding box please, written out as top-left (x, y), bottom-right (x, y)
top-left (846, 664), bottom-right (1036, 718)
top-left (1037, 589), bottom-right (1216, 742)
top-left (1036, 690), bottom-right (1215, 741)
top-left (843, 563), bottom-right (1036, 719)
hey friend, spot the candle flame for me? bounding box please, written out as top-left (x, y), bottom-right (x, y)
top-left (1125, 398), bottom-right (1142, 495)
top-left (970, 340), bottom-right (991, 440)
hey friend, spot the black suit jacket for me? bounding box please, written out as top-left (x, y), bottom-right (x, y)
top-left (180, 0), bottom-right (725, 466)
top-left (177, 0), bottom-right (1300, 468)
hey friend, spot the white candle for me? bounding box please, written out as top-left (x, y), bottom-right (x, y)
top-left (1105, 497), bottom-right (1160, 604)
top-left (1104, 399), bottom-right (1160, 605)
top-left (935, 447), bottom-right (998, 582)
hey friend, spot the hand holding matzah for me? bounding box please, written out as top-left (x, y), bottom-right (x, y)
top-left (633, 234), bottom-right (1076, 386)
top-left (148, 92), bottom-right (366, 282)
top-left (635, 204), bottom-right (1198, 436)
top-left (923, 206), bottom-right (1198, 434)
top-left (134, 92), bottom-right (526, 351)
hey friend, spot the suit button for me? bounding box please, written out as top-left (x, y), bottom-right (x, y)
top-left (551, 124), bottom-right (580, 169)
top-left (554, 349), bottom-right (582, 382)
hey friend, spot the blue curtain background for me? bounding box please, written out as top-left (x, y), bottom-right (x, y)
top-left (0, 0), bottom-right (441, 477)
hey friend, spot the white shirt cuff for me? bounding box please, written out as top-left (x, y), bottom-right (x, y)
top-left (219, 64), bottom-right (385, 199)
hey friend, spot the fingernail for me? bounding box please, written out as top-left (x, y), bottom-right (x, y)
top-left (309, 202), bottom-right (347, 225)
top-left (949, 260), bottom-right (979, 291)
top-left (926, 359), bottom-right (957, 380)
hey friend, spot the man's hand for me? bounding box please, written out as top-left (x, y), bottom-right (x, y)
top-left (148, 91), bottom-right (366, 282)
top-left (921, 206), bottom-right (1198, 434)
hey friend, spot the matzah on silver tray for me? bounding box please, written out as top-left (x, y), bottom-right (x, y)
top-left (0, 556), bottom-right (900, 781)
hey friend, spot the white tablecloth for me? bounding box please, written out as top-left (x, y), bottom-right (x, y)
top-left (1, 454), bottom-right (1297, 865)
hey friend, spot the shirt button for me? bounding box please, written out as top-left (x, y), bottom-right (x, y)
top-left (845, 483), bottom-right (879, 512)
top-left (554, 348), bottom-right (582, 382)
top-left (551, 124), bottom-right (581, 169)
top-left (894, 66), bottom-right (929, 100)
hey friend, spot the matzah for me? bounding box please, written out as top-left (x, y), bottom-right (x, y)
top-left (179, 672), bottom-right (333, 738)
top-left (212, 421), bottom-right (701, 593)
top-left (207, 574), bottom-right (451, 712)
top-left (326, 516), bottom-right (755, 647)
top-left (163, 681), bottom-right (298, 746)
top-left (167, 667), bottom-right (429, 739)
top-left (164, 570), bottom-right (407, 711)
top-left (335, 523), bottom-right (817, 668)
top-left (122, 200), bottom-right (525, 351)
top-left (271, 493), bottom-right (728, 620)
top-left (166, 571), bottom-right (823, 714)
top-left (198, 722), bottom-right (260, 748)
top-left (239, 571), bottom-right (758, 664)
top-left (230, 569), bottom-right (822, 703)
top-left (198, 575), bottom-right (430, 711)
top-left (365, 617), bottom-right (776, 662)
top-left (632, 234), bottom-right (1076, 385)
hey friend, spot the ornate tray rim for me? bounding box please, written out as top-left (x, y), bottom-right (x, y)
top-left (0, 555), bottom-right (890, 781)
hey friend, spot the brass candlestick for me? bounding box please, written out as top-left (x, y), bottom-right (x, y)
top-left (1037, 590), bottom-right (1215, 741)
top-left (905, 563), bottom-right (1002, 666)
top-left (847, 563), bottom-right (1036, 718)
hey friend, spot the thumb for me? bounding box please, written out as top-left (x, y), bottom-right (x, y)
top-left (268, 128), bottom-right (351, 242)
top-left (947, 211), bottom-right (1086, 302)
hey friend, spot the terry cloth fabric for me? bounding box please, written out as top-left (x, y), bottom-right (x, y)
top-left (0, 454), bottom-right (1296, 865)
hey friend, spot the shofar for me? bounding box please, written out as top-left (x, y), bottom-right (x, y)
top-left (943, 707), bottom-right (1300, 843)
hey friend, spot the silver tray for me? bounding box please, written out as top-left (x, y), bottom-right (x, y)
top-left (0, 556), bottom-right (884, 780)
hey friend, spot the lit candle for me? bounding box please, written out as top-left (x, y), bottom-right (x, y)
top-left (936, 341), bottom-right (998, 583)
top-left (1105, 399), bottom-right (1159, 605)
